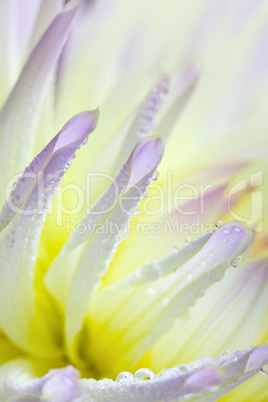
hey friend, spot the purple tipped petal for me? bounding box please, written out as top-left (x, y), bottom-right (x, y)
top-left (87, 222), bottom-right (252, 370)
top-left (53, 110), bottom-right (98, 152)
top-left (246, 347), bottom-right (268, 372)
top-left (0, 110), bottom-right (98, 232)
top-left (113, 74), bottom-right (169, 172)
top-left (0, 363), bottom-right (84, 401)
top-left (185, 366), bottom-right (222, 390)
top-left (45, 137), bottom-right (164, 356)
top-left (1, 346), bottom-right (267, 401)
top-left (0, 111), bottom-right (98, 353)
top-left (79, 346), bottom-right (267, 401)
top-left (40, 366), bottom-right (85, 402)
top-left (155, 64), bottom-right (199, 139)
top-left (126, 137), bottom-right (164, 191)
top-left (0, 0), bottom-right (80, 206)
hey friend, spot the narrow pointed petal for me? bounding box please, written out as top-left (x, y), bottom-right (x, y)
top-left (0, 111), bottom-right (98, 353)
top-left (87, 222), bottom-right (252, 376)
top-left (30, 0), bottom-right (63, 50)
top-left (113, 74), bottom-right (170, 173)
top-left (154, 65), bottom-right (199, 139)
top-left (111, 231), bottom-right (215, 288)
top-left (0, 0), bottom-right (80, 206)
top-left (149, 257), bottom-right (268, 372)
top-left (79, 346), bottom-right (267, 401)
top-left (45, 137), bottom-right (164, 355)
top-left (0, 1), bottom-right (41, 101)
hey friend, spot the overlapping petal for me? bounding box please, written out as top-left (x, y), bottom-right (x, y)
top-left (45, 136), bottom-right (164, 356)
top-left (1, 346), bottom-right (267, 402)
top-left (0, 110), bottom-right (98, 354)
top-left (77, 222), bottom-right (252, 377)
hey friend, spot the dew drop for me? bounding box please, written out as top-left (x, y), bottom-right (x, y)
top-left (132, 206), bottom-right (140, 216)
top-left (223, 351), bottom-right (230, 356)
top-left (230, 255), bottom-right (244, 268)
top-left (119, 227), bottom-right (129, 241)
top-left (260, 364), bottom-right (268, 375)
top-left (234, 226), bottom-right (242, 233)
top-left (134, 368), bottom-right (155, 381)
top-left (184, 236), bottom-right (192, 244)
top-left (146, 286), bottom-right (158, 297)
top-left (215, 220), bottom-right (223, 228)
top-left (173, 241), bottom-right (182, 251)
top-left (116, 371), bottom-right (133, 383)
top-left (143, 188), bottom-right (149, 198)
top-left (152, 169), bottom-right (159, 181)
top-left (194, 356), bottom-right (213, 368)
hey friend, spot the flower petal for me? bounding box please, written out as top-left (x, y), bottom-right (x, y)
top-left (0, 360), bottom-right (84, 402)
top-left (154, 64), bottom-right (199, 139)
top-left (0, 0), bottom-right (80, 206)
top-left (45, 136), bottom-right (164, 357)
top-left (0, 111), bottom-right (98, 354)
top-left (148, 257), bottom-right (268, 372)
top-left (1, 346), bottom-right (267, 401)
top-left (79, 346), bottom-right (267, 401)
top-left (113, 74), bottom-right (170, 172)
top-left (86, 222), bottom-right (252, 376)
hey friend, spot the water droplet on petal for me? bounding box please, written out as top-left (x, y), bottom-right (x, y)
top-left (184, 236), bottom-right (192, 244)
top-left (134, 368), bottom-right (155, 381)
top-left (215, 220), bottom-right (223, 228)
top-left (223, 351), bottom-right (230, 356)
top-left (194, 356), bottom-right (213, 368)
top-left (116, 371), bottom-right (133, 383)
top-left (152, 169), bottom-right (159, 181)
top-left (230, 255), bottom-right (244, 267)
top-left (173, 241), bottom-right (182, 251)
top-left (143, 188), bottom-right (149, 198)
top-left (132, 206), bottom-right (140, 216)
top-left (234, 226), bottom-right (242, 232)
top-left (260, 365), bottom-right (268, 375)
top-left (162, 297), bottom-right (169, 306)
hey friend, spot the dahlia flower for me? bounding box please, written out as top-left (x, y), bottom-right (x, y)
top-left (0, 0), bottom-right (267, 401)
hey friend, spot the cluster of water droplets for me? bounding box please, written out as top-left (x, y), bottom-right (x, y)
top-left (116, 368), bottom-right (155, 384)
top-left (137, 74), bottom-right (170, 138)
top-left (129, 169), bottom-right (160, 219)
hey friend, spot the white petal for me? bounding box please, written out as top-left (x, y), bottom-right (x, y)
top-left (0, 0), bottom-right (80, 206)
top-left (86, 222), bottom-right (251, 375)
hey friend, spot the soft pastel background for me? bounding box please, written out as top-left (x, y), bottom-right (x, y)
top-left (0, 0), bottom-right (267, 400)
